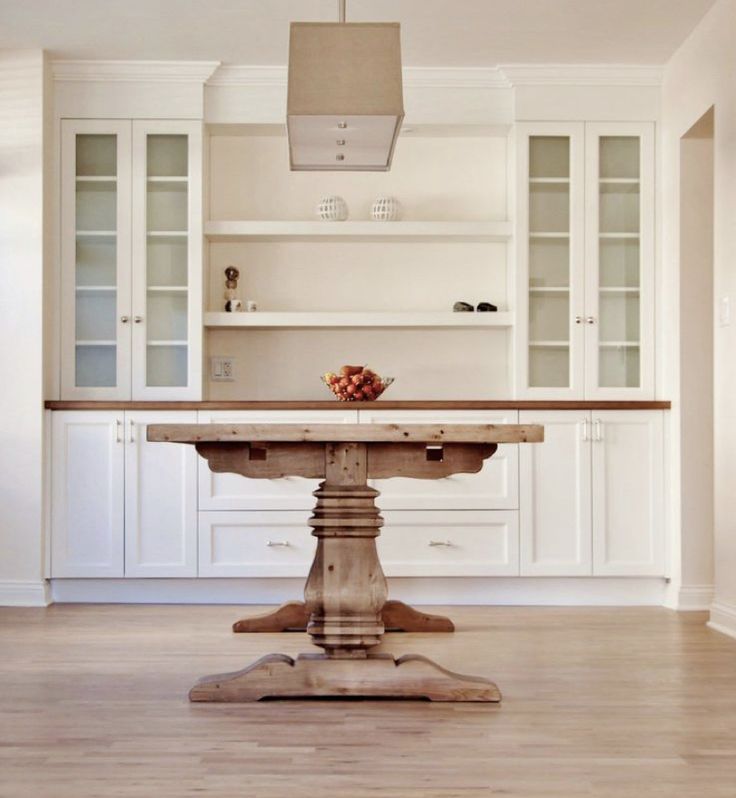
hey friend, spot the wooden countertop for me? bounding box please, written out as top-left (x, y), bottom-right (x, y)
top-left (45, 399), bottom-right (671, 410)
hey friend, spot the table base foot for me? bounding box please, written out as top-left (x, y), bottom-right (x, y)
top-left (232, 600), bottom-right (454, 633)
top-left (189, 652), bottom-right (500, 703)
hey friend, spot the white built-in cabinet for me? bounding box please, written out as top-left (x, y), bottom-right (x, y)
top-left (519, 410), bottom-right (664, 576)
top-left (516, 122), bottom-right (655, 399)
top-left (60, 120), bottom-right (202, 400)
top-left (50, 408), bottom-right (665, 580)
top-left (50, 411), bottom-right (198, 577)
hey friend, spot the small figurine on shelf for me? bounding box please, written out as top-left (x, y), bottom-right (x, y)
top-left (224, 266), bottom-right (242, 312)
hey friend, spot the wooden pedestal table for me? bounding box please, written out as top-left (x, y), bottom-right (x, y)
top-left (148, 422), bottom-right (543, 702)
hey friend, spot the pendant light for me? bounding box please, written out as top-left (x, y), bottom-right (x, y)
top-left (286, 0), bottom-right (404, 171)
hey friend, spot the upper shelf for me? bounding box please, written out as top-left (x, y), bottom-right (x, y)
top-left (204, 311), bottom-right (514, 329)
top-left (204, 220), bottom-right (512, 242)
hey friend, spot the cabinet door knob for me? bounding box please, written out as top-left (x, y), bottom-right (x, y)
top-left (428, 540), bottom-right (453, 547)
top-left (586, 316), bottom-right (595, 324)
top-left (575, 316), bottom-right (582, 325)
top-left (134, 316), bottom-right (143, 323)
top-left (120, 315), bottom-right (129, 323)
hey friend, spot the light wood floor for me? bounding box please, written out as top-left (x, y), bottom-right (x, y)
top-left (1, 605), bottom-right (735, 797)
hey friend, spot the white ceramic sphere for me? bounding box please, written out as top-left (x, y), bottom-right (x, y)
top-left (317, 195), bottom-right (349, 221)
top-left (371, 196), bottom-right (401, 221)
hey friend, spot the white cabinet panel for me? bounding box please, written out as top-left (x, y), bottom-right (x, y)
top-left (197, 410), bottom-right (358, 510)
top-left (124, 411), bottom-right (198, 577)
top-left (519, 410), bottom-right (592, 576)
top-left (592, 410), bottom-right (664, 575)
top-left (198, 511), bottom-right (314, 577)
top-left (379, 510), bottom-right (519, 576)
top-left (51, 412), bottom-right (125, 577)
top-left (359, 410), bottom-right (519, 510)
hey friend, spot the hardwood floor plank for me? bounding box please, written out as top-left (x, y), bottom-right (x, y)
top-left (0, 606), bottom-right (734, 797)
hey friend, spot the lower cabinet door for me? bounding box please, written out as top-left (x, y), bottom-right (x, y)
top-left (124, 411), bottom-right (198, 577)
top-left (198, 511), bottom-right (315, 577)
top-left (51, 411), bottom-right (125, 577)
top-left (378, 510), bottom-right (520, 576)
top-left (198, 410), bottom-right (358, 510)
top-left (519, 410), bottom-right (593, 576)
top-left (592, 410), bottom-right (665, 576)
top-left (359, 410), bottom-right (520, 510)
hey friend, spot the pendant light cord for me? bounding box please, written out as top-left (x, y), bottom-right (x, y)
top-left (338, 0), bottom-right (346, 23)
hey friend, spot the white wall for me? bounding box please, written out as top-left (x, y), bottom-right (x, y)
top-left (0, 51), bottom-right (49, 605)
top-left (661, 0), bottom-right (736, 633)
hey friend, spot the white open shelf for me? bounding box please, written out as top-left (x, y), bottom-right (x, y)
top-left (205, 311), bottom-right (514, 329)
top-left (205, 220), bottom-right (512, 242)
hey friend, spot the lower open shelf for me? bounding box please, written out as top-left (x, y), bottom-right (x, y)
top-left (204, 311), bottom-right (514, 329)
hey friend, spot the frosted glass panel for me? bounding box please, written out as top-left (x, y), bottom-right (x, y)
top-left (75, 133), bottom-right (118, 388)
top-left (144, 133), bottom-right (189, 389)
top-left (596, 135), bottom-right (642, 389)
top-left (530, 346), bottom-right (569, 388)
top-left (527, 135), bottom-right (572, 389)
top-left (76, 182), bottom-right (116, 231)
top-left (600, 184), bottom-right (639, 234)
top-left (529, 137), bottom-right (569, 178)
top-left (76, 135), bottom-right (116, 176)
top-left (600, 137), bottom-right (639, 179)
top-left (147, 293), bottom-right (188, 340)
top-left (529, 238), bottom-right (570, 288)
top-left (76, 239), bottom-right (116, 286)
top-left (147, 239), bottom-right (188, 286)
top-left (147, 345), bottom-right (187, 387)
top-left (530, 293), bottom-right (569, 342)
top-left (147, 183), bottom-right (187, 231)
top-left (147, 135), bottom-right (188, 177)
top-left (76, 345), bottom-right (116, 387)
top-left (600, 346), bottom-right (640, 388)
top-left (600, 239), bottom-right (639, 287)
top-left (600, 293), bottom-right (640, 343)
top-left (529, 184), bottom-right (569, 233)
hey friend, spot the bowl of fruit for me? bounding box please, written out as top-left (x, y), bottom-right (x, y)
top-left (322, 365), bottom-right (394, 402)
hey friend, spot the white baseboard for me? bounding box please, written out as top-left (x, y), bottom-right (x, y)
top-left (50, 577), bottom-right (669, 606)
top-left (708, 599), bottom-right (736, 640)
top-left (0, 580), bottom-right (51, 607)
top-left (677, 584), bottom-right (715, 611)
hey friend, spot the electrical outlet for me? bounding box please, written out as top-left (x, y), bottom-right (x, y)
top-left (211, 356), bottom-right (236, 382)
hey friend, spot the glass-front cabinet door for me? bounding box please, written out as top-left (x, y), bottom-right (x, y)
top-left (584, 123), bottom-right (654, 398)
top-left (131, 121), bottom-right (202, 399)
top-left (516, 122), bottom-right (585, 398)
top-left (61, 121), bottom-right (132, 399)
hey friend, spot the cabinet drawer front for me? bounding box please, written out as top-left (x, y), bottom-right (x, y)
top-left (379, 510), bottom-right (519, 576)
top-left (197, 410), bottom-right (358, 510)
top-left (360, 410), bottom-right (519, 509)
top-left (198, 511), bottom-right (315, 577)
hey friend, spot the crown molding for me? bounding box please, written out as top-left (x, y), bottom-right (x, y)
top-left (208, 65), bottom-right (509, 89)
top-left (52, 60), bottom-right (221, 83)
top-left (499, 64), bottom-right (663, 86)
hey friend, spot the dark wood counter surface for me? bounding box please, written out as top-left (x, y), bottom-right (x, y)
top-left (45, 399), bottom-right (671, 411)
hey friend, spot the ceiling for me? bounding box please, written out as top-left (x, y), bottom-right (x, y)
top-left (0, 0), bottom-right (715, 66)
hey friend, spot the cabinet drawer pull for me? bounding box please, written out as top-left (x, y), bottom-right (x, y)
top-left (266, 540), bottom-right (290, 548)
top-left (428, 540), bottom-right (453, 547)
top-left (594, 419), bottom-right (603, 441)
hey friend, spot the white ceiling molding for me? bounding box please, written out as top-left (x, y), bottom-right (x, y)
top-left (208, 65), bottom-right (509, 89)
top-left (499, 64), bottom-right (663, 86)
top-left (52, 60), bottom-right (220, 83)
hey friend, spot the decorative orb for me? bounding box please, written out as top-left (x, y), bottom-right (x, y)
top-left (317, 195), bottom-right (348, 221)
top-left (371, 196), bottom-right (401, 221)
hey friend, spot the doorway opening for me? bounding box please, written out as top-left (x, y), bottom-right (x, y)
top-left (679, 106), bottom-right (715, 605)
